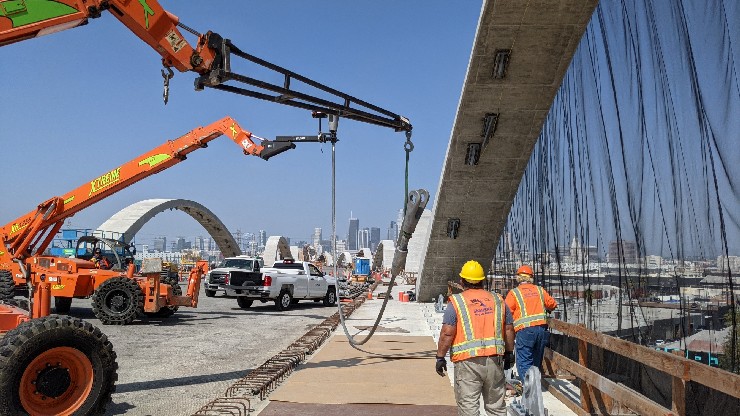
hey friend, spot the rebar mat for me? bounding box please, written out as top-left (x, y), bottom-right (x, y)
top-left (191, 292), bottom-right (370, 415)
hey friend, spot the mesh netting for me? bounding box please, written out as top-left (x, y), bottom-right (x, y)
top-left (496, 0), bottom-right (739, 372)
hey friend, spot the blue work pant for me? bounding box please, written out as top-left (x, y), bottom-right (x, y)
top-left (514, 325), bottom-right (549, 381)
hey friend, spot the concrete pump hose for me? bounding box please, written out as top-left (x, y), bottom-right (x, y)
top-left (390, 189), bottom-right (429, 278)
top-left (339, 189), bottom-right (429, 351)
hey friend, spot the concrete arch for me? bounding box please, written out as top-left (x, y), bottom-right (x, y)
top-left (372, 240), bottom-right (395, 271)
top-left (321, 252), bottom-right (334, 267)
top-left (337, 251), bottom-right (353, 267)
top-left (262, 236), bottom-right (292, 266)
top-left (97, 198), bottom-right (240, 257)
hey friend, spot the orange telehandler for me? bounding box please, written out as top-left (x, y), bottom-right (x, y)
top-left (0, 2), bottom-right (412, 414)
top-left (0, 116), bottom-right (294, 325)
top-left (0, 116), bottom-right (292, 414)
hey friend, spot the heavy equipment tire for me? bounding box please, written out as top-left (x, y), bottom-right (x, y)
top-left (144, 279), bottom-right (181, 318)
top-left (204, 289), bottom-right (217, 297)
top-left (323, 287), bottom-right (337, 307)
top-left (0, 315), bottom-right (117, 415)
top-left (2, 298), bottom-right (29, 311)
top-left (236, 297), bottom-right (253, 309)
top-left (91, 277), bottom-right (143, 325)
top-left (0, 270), bottom-right (14, 301)
top-left (54, 297), bottom-right (73, 314)
top-left (275, 289), bottom-right (292, 311)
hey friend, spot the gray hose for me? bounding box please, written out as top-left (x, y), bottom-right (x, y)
top-left (337, 189), bottom-right (428, 350)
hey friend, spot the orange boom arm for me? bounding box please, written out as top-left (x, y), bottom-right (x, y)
top-left (0, 0), bottom-right (216, 73)
top-left (0, 116), bottom-right (293, 269)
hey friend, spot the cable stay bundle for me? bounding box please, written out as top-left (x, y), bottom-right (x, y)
top-left (494, 0), bottom-right (740, 375)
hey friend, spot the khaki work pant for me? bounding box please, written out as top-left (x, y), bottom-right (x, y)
top-left (453, 355), bottom-right (506, 416)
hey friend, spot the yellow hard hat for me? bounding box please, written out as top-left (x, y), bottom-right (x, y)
top-left (459, 260), bottom-right (485, 282)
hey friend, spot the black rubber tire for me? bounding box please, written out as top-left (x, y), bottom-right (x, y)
top-left (204, 289), bottom-right (217, 298)
top-left (144, 279), bottom-right (181, 318)
top-left (91, 277), bottom-right (143, 325)
top-left (2, 298), bottom-right (29, 311)
top-left (54, 297), bottom-right (73, 314)
top-left (0, 315), bottom-right (117, 415)
top-left (274, 289), bottom-right (292, 311)
top-left (0, 270), bottom-right (15, 301)
top-left (323, 287), bottom-right (337, 306)
top-left (236, 297), bottom-right (253, 309)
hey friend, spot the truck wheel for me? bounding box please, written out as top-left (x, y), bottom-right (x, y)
top-left (54, 297), bottom-right (73, 314)
top-left (323, 287), bottom-right (337, 306)
top-left (0, 270), bottom-right (14, 301)
top-left (144, 279), bottom-right (181, 318)
top-left (236, 297), bottom-right (253, 309)
top-left (0, 315), bottom-right (117, 415)
top-left (275, 289), bottom-right (292, 311)
top-left (91, 277), bottom-right (143, 325)
top-left (204, 289), bottom-right (217, 297)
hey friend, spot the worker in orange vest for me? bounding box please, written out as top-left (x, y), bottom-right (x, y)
top-left (505, 265), bottom-right (558, 381)
top-left (436, 260), bottom-right (515, 416)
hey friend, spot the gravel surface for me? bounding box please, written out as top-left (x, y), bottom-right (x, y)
top-left (59, 284), bottom-right (338, 416)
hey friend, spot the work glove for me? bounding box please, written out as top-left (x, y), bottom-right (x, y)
top-left (503, 351), bottom-right (514, 371)
top-left (435, 357), bottom-right (447, 377)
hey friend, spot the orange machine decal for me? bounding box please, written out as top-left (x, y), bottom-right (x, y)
top-left (89, 167), bottom-right (121, 196)
top-left (138, 153), bottom-right (171, 168)
top-left (10, 217), bottom-right (31, 234)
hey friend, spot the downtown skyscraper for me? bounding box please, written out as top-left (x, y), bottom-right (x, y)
top-left (347, 213), bottom-right (359, 251)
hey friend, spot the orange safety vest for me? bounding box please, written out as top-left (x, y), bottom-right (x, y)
top-left (507, 284), bottom-right (548, 331)
top-left (449, 289), bottom-right (505, 362)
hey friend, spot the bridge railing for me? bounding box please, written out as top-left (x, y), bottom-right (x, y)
top-left (544, 319), bottom-right (740, 416)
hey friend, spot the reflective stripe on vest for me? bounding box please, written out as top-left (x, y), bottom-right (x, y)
top-left (449, 291), bottom-right (505, 361)
top-left (512, 285), bottom-right (547, 330)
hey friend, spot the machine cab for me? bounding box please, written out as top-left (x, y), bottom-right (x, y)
top-left (74, 236), bottom-right (136, 271)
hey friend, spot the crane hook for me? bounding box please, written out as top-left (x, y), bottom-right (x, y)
top-left (161, 67), bottom-right (174, 105)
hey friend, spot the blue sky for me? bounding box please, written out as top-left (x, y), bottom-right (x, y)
top-left (0, 1), bottom-right (482, 246)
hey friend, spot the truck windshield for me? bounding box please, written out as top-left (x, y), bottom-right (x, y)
top-left (219, 259), bottom-right (253, 269)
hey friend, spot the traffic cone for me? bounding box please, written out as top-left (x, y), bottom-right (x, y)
top-left (367, 290), bottom-right (373, 300)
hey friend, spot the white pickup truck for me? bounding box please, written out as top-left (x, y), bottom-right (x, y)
top-left (223, 259), bottom-right (337, 311)
top-left (204, 256), bottom-right (263, 297)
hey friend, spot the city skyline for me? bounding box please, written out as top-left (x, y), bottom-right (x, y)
top-left (116, 209), bottom-right (398, 255)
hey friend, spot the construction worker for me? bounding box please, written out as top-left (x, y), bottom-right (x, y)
top-left (505, 265), bottom-right (558, 381)
top-left (436, 260), bottom-right (515, 416)
top-left (91, 248), bottom-right (112, 270)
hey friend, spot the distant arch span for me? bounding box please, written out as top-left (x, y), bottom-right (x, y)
top-left (97, 198), bottom-right (240, 257)
top-left (337, 251), bottom-right (353, 267)
top-left (373, 240), bottom-right (395, 271)
top-left (262, 236), bottom-right (292, 266)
